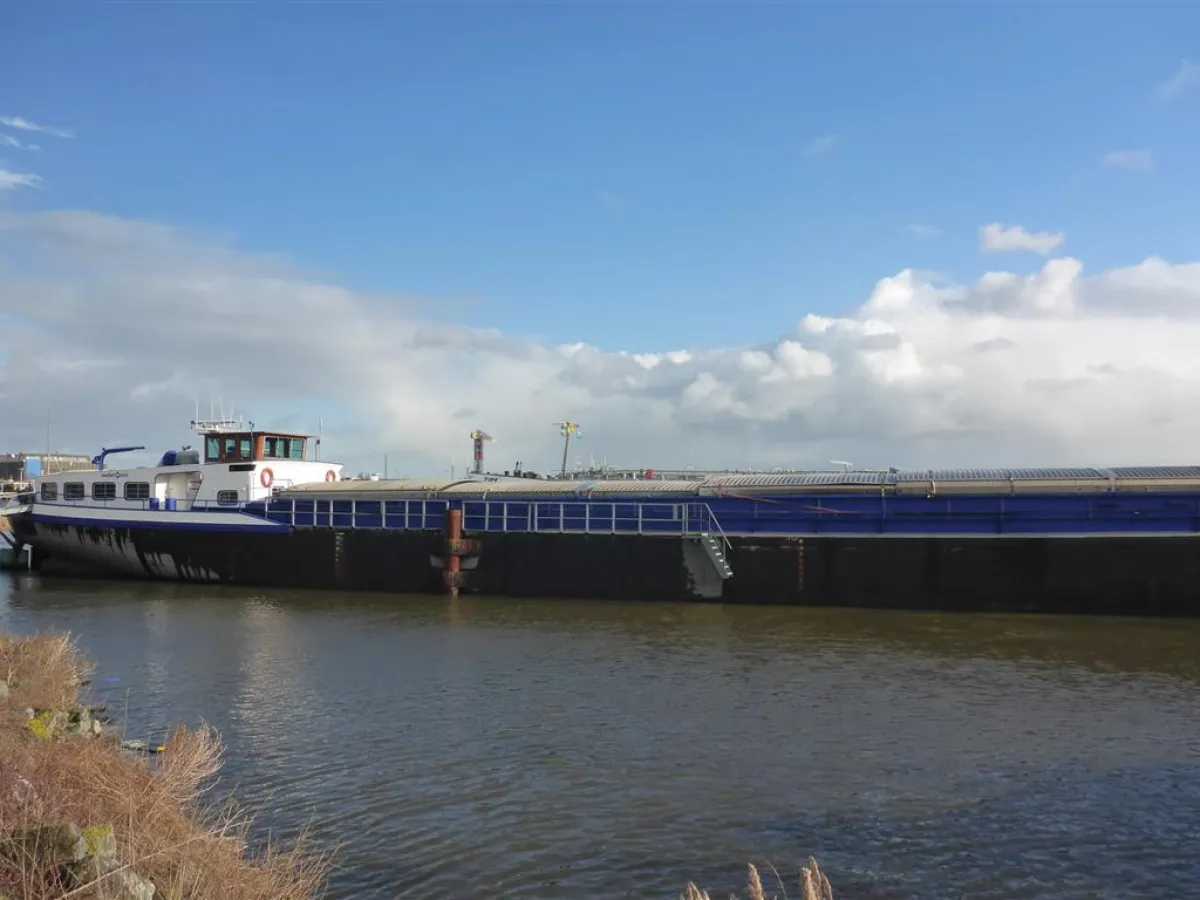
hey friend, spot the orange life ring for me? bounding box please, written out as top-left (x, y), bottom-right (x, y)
top-left (260, 467), bottom-right (274, 489)
top-left (325, 469), bottom-right (337, 483)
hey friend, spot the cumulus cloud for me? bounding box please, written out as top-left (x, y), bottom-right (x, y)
top-left (4, 209), bottom-right (1200, 476)
top-left (980, 222), bottom-right (1065, 256)
top-left (1102, 149), bottom-right (1154, 171)
top-left (0, 116), bottom-right (73, 139)
top-left (1155, 59), bottom-right (1200, 102)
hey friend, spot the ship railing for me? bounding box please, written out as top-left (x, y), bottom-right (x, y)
top-left (33, 497), bottom-right (278, 512)
top-left (258, 497), bottom-right (729, 539)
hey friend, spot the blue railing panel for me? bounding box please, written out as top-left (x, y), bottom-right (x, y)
top-left (244, 490), bottom-right (1200, 538)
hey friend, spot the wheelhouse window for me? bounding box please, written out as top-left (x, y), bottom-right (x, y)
top-left (40, 482), bottom-right (58, 501)
top-left (92, 482), bottom-right (117, 501)
top-left (124, 482), bottom-right (151, 501)
top-left (201, 431), bottom-right (309, 462)
top-left (263, 436), bottom-right (306, 459)
top-left (216, 490), bottom-right (240, 507)
top-left (63, 482), bottom-right (85, 501)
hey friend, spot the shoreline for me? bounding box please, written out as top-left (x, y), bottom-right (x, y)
top-left (1, 629), bottom-right (835, 900)
top-left (0, 630), bottom-right (331, 900)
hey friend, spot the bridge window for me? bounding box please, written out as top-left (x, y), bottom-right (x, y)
top-left (290, 439), bottom-right (304, 459)
top-left (124, 482), bottom-right (150, 501)
top-left (92, 482), bottom-right (116, 501)
top-left (206, 437), bottom-right (221, 462)
top-left (216, 490), bottom-right (239, 506)
top-left (63, 482), bottom-right (85, 501)
top-left (40, 482), bottom-right (57, 501)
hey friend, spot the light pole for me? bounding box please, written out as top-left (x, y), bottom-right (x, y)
top-left (556, 422), bottom-right (581, 477)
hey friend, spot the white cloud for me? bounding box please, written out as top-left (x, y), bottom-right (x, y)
top-left (0, 134), bottom-right (39, 151)
top-left (904, 224), bottom-right (940, 240)
top-left (0, 169), bottom-right (43, 191)
top-left (0, 116), bottom-right (73, 139)
top-left (803, 133), bottom-right (840, 156)
top-left (6, 209), bottom-right (1200, 475)
top-left (980, 222), bottom-right (1065, 256)
top-left (1155, 59), bottom-right (1200, 102)
top-left (1102, 149), bottom-right (1154, 170)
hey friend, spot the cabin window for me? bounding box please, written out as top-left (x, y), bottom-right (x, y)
top-left (206, 437), bottom-right (221, 462)
top-left (290, 439), bottom-right (304, 460)
top-left (63, 482), bottom-right (85, 501)
top-left (40, 482), bottom-right (58, 501)
top-left (124, 482), bottom-right (151, 501)
top-left (92, 482), bottom-right (116, 501)
top-left (216, 490), bottom-right (240, 507)
top-left (240, 439), bottom-right (252, 459)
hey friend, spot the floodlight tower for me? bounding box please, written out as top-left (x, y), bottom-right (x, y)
top-left (555, 422), bottom-right (581, 477)
top-left (469, 430), bottom-right (493, 475)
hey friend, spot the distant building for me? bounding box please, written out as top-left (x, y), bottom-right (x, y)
top-left (0, 452), bottom-right (97, 489)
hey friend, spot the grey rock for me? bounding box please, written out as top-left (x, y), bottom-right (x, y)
top-left (0, 678), bottom-right (8, 699)
top-left (62, 823), bottom-right (120, 886)
top-left (7, 823), bottom-right (88, 865)
top-left (82, 823), bottom-right (118, 861)
top-left (111, 869), bottom-right (157, 900)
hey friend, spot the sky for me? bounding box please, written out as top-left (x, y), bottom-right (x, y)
top-left (2, 2), bottom-right (1200, 477)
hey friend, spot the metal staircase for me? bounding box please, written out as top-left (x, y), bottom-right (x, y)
top-left (699, 532), bottom-right (733, 580)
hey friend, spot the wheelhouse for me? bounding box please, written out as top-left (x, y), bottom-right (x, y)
top-left (200, 429), bottom-right (311, 464)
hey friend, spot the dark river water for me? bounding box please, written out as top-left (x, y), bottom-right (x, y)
top-left (3, 573), bottom-right (1199, 899)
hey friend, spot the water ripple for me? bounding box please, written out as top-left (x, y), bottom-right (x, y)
top-left (5, 583), bottom-right (1200, 898)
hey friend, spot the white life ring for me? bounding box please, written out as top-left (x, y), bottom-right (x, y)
top-left (325, 469), bottom-right (337, 483)
top-left (260, 468), bottom-right (274, 489)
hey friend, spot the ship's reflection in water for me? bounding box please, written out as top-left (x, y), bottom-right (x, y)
top-left (3, 575), bottom-right (1199, 899)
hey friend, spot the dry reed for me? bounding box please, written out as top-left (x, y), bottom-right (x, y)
top-left (0, 630), bottom-right (333, 900)
top-left (680, 859), bottom-right (835, 900)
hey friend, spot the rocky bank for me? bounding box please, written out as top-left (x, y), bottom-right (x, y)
top-left (0, 631), bottom-right (330, 900)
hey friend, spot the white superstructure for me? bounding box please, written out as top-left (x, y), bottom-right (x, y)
top-left (11, 419), bottom-right (345, 579)
top-left (30, 418), bottom-right (341, 523)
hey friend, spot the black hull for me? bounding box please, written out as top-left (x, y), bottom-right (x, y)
top-left (14, 518), bottom-right (1200, 616)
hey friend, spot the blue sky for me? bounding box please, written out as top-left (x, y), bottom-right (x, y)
top-left (6, 2), bottom-right (1199, 354)
top-left (5, 3), bottom-right (1200, 474)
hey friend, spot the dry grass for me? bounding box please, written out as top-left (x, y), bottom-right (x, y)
top-left (0, 630), bottom-right (333, 900)
top-left (0, 632), bottom-right (92, 712)
top-left (681, 860), bottom-right (835, 900)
